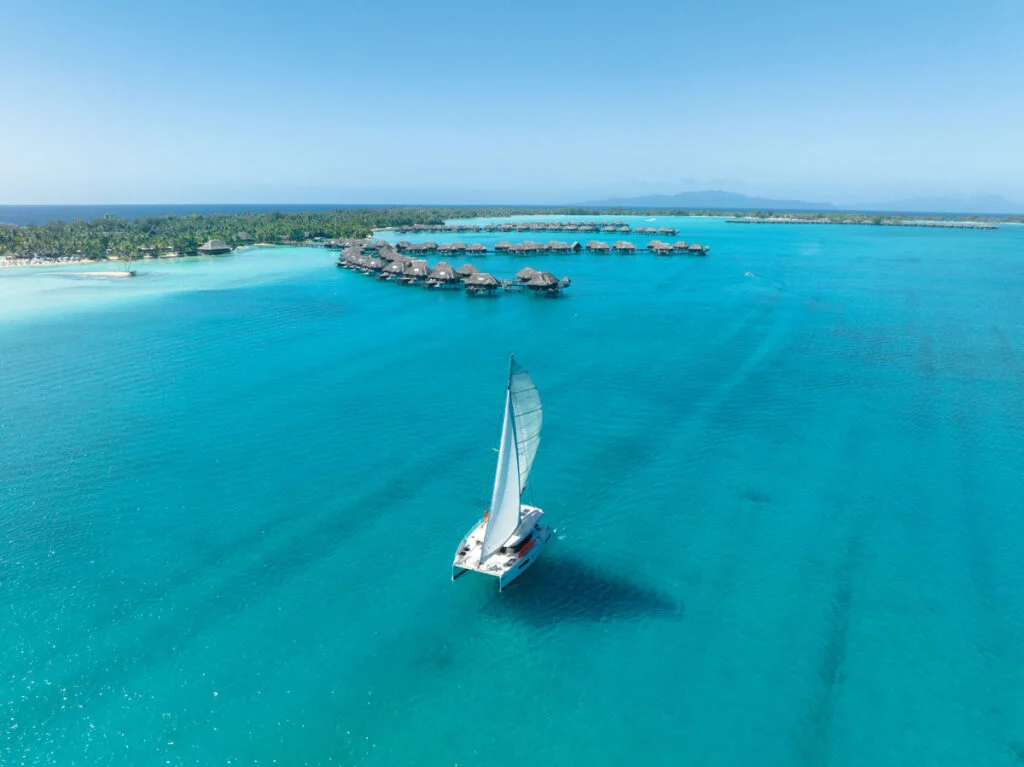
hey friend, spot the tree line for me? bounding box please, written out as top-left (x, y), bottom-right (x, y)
top-left (2, 206), bottom-right (1019, 259)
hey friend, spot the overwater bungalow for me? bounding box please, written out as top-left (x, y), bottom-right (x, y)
top-left (466, 243), bottom-right (488, 255)
top-left (465, 272), bottom-right (500, 295)
top-left (687, 243), bottom-right (709, 255)
top-left (525, 271), bottom-right (564, 296)
top-left (438, 241), bottom-right (467, 254)
top-left (516, 267), bottom-right (539, 283)
top-left (456, 263), bottom-right (479, 280)
top-left (382, 260), bottom-right (406, 280)
top-left (546, 241), bottom-right (572, 253)
top-left (365, 257), bottom-right (385, 273)
top-left (494, 241), bottom-right (512, 252)
top-left (569, 241), bottom-right (583, 253)
top-left (586, 240), bottom-right (611, 253)
top-left (657, 227), bottom-right (677, 236)
top-left (617, 226), bottom-right (631, 233)
top-left (421, 241), bottom-right (438, 252)
top-left (401, 259), bottom-right (430, 283)
top-left (198, 239), bottom-right (232, 255)
top-left (652, 243), bottom-right (674, 255)
top-left (396, 240), bottom-right (413, 251)
top-left (646, 239), bottom-right (668, 251)
top-left (425, 261), bottom-right (460, 288)
top-left (613, 241), bottom-right (636, 253)
top-left (602, 226), bottom-right (617, 233)
top-left (672, 241), bottom-right (689, 251)
top-left (509, 242), bottom-right (545, 255)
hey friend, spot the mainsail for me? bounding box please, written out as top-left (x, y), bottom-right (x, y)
top-left (509, 358), bottom-right (542, 494)
top-left (482, 391), bottom-right (521, 559)
top-left (481, 356), bottom-right (543, 560)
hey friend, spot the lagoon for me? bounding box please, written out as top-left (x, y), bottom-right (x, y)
top-left (2, 216), bottom-right (1023, 765)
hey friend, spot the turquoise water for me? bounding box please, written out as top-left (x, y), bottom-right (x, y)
top-left (3, 218), bottom-right (1024, 765)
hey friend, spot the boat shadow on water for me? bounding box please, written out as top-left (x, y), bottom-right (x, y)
top-left (483, 553), bottom-right (684, 626)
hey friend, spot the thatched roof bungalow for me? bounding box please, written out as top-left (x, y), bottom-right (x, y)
top-left (198, 239), bottom-right (232, 255)
top-left (403, 259), bottom-right (430, 280)
top-left (587, 241), bottom-right (611, 253)
top-left (613, 241), bottom-right (636, 253)
top-left (235, 232), bottom-right (253, 243)
top-left (466, 243), bottom-right (487, 254)
top-left (438, 241), bottom-right (467, 254)
top-left (427, 261), bottom-right (458, 282)
top-left (494, 241), bottom-right (512, 252)
top-left (420, 242), bottom-right (438, 252)
top-left (456, 263), bottom-right (479, 279)
top-left (526, 271), bottom-right (560, 290)
top-left (382, 260), bottom-right (406, 278)
top-left (465, 271), bottom-right (500, 295)
top-left (657, 227), bottom-right (677, 236)
top-left (516, 267), bottom-right (539, 283)
top-left (396, 240), bottom-right (413, 251)
top-left (652, 243), bottom-right (674, 255)
top-left (687, 243), bottom-right (708, 256)
top-left (546, 241), bottom-right (572, 253)
top-left (646, 239), bottom-right (669, 251)
top-left (672, 241), bottom-right (689, 250)
top-left (425, 261), bottom-right (458, 287)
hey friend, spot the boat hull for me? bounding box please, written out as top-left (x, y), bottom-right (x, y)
top-left (452, 506), bottom-right (551, 591)
top-left (497, 522), bottom-right (552, 591)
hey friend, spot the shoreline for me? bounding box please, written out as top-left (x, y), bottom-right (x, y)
top-left (0, 243), bottom-right (283, 269)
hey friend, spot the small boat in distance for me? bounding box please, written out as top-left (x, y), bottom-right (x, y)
top-left (453, 355), bottom-right (552, 591)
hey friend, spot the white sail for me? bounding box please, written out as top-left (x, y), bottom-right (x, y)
top-left (509, 358), bottom-right (542, 494)
top-left (482, 391), bottom-right (522, 560)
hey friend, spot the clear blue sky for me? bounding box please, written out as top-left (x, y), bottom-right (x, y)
top-left (2, 0), bottom-right (1022, 205)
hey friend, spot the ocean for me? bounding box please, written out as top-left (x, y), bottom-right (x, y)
top-left (2, 217), bottom-right (1023, 766)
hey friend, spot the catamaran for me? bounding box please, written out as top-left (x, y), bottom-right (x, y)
top-left (452, 355), bottom-right (552, 591)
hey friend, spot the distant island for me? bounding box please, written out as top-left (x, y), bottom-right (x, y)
top-left (584, 190), bottom-right (838, 211)
top-left (583, 189), bottom-right (1024, 215)
top-left (1, 206), bottom-right (1020, 266)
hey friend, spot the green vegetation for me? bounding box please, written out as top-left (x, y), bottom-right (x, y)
top-left (1, 209), bottom-right (456, 259)
top-left (2, 206), bottom-right (1021, 260)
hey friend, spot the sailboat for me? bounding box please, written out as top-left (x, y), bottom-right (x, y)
top-left (452, 355), bottom-right (553, 591)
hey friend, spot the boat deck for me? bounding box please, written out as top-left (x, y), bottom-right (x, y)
top-left (454, 506), bottom-right (543, 577)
